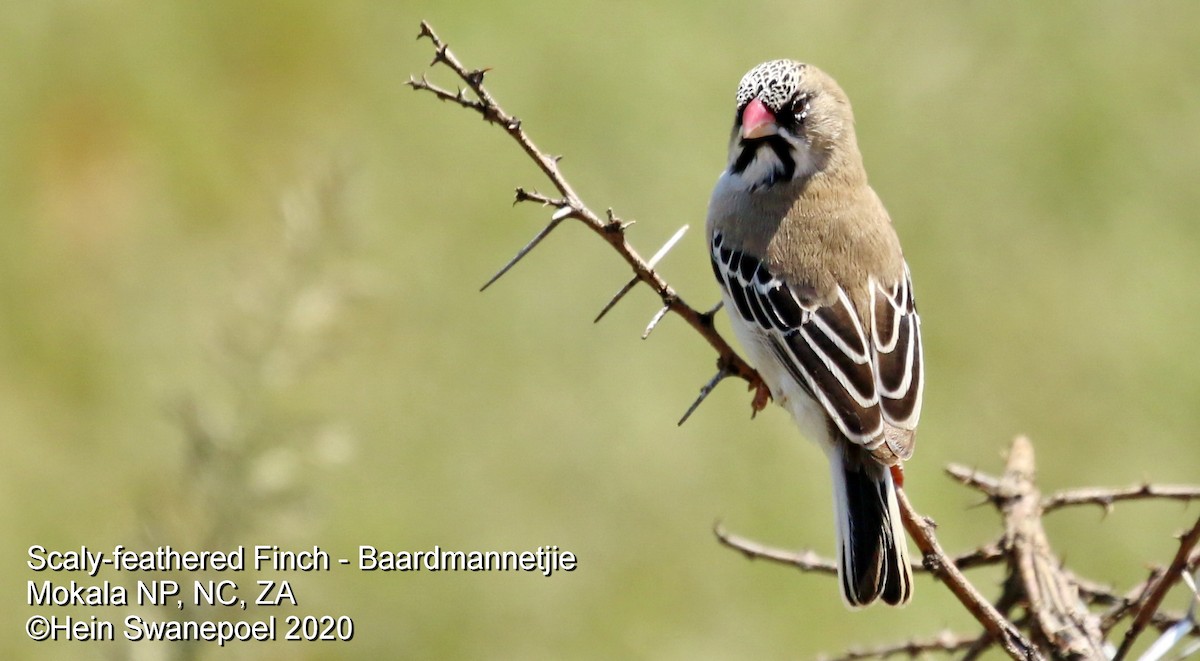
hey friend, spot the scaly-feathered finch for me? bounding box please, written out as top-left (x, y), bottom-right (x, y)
top-left (707, 60), bottom-right (923, 607)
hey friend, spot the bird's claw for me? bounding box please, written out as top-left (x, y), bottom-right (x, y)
top-left (749, 379), bottom-right (772, 418)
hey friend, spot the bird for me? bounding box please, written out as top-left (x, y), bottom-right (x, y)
top-left (706, 60), bottom-right (924, 608)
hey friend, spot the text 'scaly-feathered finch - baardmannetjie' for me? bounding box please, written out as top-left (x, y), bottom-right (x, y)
top-left (707, 60), bottom-right (924, 608)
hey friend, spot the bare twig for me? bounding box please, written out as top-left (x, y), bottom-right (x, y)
top-left (895, 486), bottom-right (1045, 661)
top-left (715, 523), bottom-right (1005, 574)
top-left (997, 437), bottom-right (1106, 658)
top-left (713, 523), bottom-right (837, 574)
top-left (1043, 484), bottom-right (1200, 514)
top-left (409, 20), bottom-right (763, 418)
top-left (1089, 568), bottom-right (1197, 639)
top-left (949, 540), bottom-right (1010, 571)
top-left (1114, 515), bottom-right (1200, 660)
top-left (945, 464), bottom-right (1004, 501)
top-left (1100, 567), bottom-right (1169, 632)
top-left (821, 630), bottom-right (983, 661)
top-left (962, 575), bottom-right (1025, 661)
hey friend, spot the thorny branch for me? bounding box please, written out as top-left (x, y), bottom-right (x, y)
top-left (408, 20), bottom-right (762, 425)
top-left (714, 523), bottom-right (838, 575)
top-left (714, 525), bottom-right (1006, 574)
top-left (995, 437), bottom-right (1105, 658)
top-left (1042, 484), bottom-right (1200, 514)
top-left (410, 21), bottom-right (1200, 661)
top-left (1113, 515), bottom-right (1200, 660)
top-left (895, 484), bottom-right (1045, 660)
top-left (819, 631), bottom-right (984, 661)
top-left (1089, 567), bottom-right (1196, 635)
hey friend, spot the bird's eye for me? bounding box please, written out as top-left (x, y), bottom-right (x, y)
top-left (785, 94), bottom-right (810, 124)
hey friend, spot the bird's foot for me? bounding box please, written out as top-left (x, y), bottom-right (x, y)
top-left (749, 378), bottom-right (772, 418)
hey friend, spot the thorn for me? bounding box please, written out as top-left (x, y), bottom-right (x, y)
top-left (594, 277), bottom-right (638, 323)
top-left (417, 20), bottom-right (435, 41)
top-left (642, 305), bottom-right (670, 339)
top-left (594, 226), bottom-right (688, 323)
top-left (1181, 570), bottom-right (1197, 596)
top-left (407, 74), bottom-right (432, 91)
top-left (620, 219), bottom-right (637, 230)
top-left (480, 217), bottom-right (566, 291)
top-left (466, 67), bottom-right (490, 86)
top-left (602, 209), bottom-right (625, 232)
top-left (647, 225), bottom-right (689, 269)
top-left (507, 119), bottom-right (521, 131)
top-left (703, 300), bottom-right (725, 317)
top-left (429, 44), bottom-right (449, 68)
top-left (678, 367), bottom-right (731, 426)
top-left (512, 189), bottom-right (566, 210)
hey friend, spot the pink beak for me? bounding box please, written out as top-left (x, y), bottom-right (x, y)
top-left (740, 98), bottom-right (777, 140)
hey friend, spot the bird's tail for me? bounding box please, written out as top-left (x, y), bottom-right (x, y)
top-left (829, 448), bottom-right (913, 608)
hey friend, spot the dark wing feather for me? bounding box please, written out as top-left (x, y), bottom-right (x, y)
top-left (711, 231), bottom-right (923, 452)
top-left (869, 266), bottom-right (923, 459)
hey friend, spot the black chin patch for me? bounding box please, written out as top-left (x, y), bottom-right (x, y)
top-left (731, 136), bottom-right (797, 188)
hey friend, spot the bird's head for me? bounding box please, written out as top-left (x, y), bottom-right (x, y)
top-left (726, 60), bottom-right (859, 191)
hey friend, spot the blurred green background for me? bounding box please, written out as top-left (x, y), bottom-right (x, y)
top-left (3, 2), bottom-right (1198, 659)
